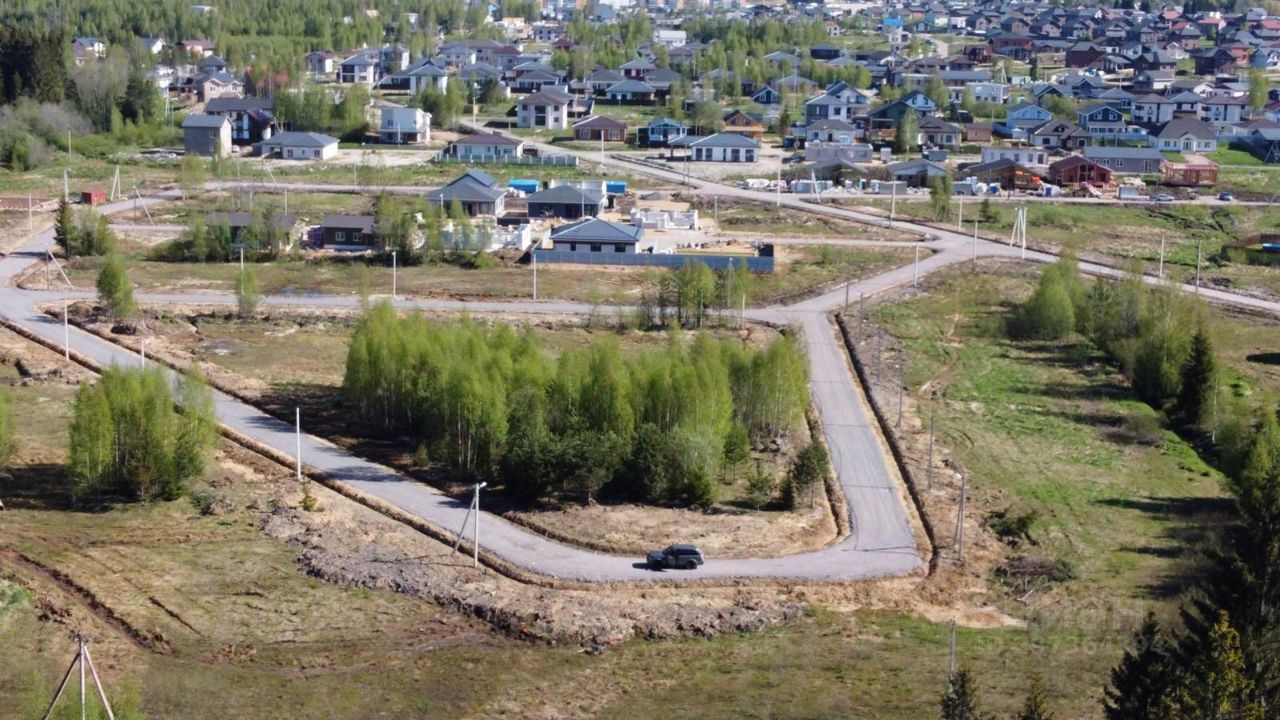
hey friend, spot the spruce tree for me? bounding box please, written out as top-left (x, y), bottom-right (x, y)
top-left (940, 669), bottom-right (988, 720)
top-left (1173, 328), bottom-right (1215, 428)
top-left (1176, 611), bottom-right (1262, 720)
top-left (54, 198), bottom-right (76, 258)
top-left (1017, 674), bottom-right (1053, 720)
top-left (1103, 612), bottom-right (1180, 720)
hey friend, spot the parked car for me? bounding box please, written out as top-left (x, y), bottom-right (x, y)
top-left (1218, 192), bottom-right (1234, 202)
top-left (1153, 193), bottom-right (1174, 203)
top-left (646, 544), bottom-right (704, 570)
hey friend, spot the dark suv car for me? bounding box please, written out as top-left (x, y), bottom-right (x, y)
top-left (646, 544), bottom-right (704, 570)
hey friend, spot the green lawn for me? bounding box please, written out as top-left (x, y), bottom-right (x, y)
top-left (1203, 147), bottom-right (1267, 167)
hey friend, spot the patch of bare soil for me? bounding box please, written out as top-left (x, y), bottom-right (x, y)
top-left (507, 497), bottom-right (835, 559)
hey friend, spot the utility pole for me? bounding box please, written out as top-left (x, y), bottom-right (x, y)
top-left (971, 220), bottom-right (978, 268)
top-left (391, 250), bottom-right (397, 299)
top-left (956, 196), bottom-right (963, 231)
top-left (451, 482), bottom-right (488, 569)
top-left (955, 472), bottom-right (967, 564)
top-left (295, 408), bottom-right (302, 481)
top-left (913, 245), bottom-right (920, 287)
top-left (532, 251), bottom-right (538, 300)
top-left (890, 182), bottom-right (897, 228)
top-left (1195, 237), bottom-right (1203, 292)
top-left (896, 358), bottom-right (906, 428)
top-left (1158, 235), bottom-right (1166, 280)
top-left (63, 299), bottom-right (70, 360)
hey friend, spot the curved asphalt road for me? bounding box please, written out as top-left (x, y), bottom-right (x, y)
top-left (6, 170), bottom-right (1278, 583)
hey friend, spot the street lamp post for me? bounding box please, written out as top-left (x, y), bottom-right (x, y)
top-left (391, 250), bottom-right (397, 299)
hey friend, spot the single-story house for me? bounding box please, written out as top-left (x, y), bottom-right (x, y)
top-left (572, 115), bottom-right (627, 142)
top-left (681, 133), bottom-right (760, 162)
top-left (884, 159), bottom-right (950, 188)
top-left (1149, 118), bottom-right (1218, 153)
top-left (527, 185), bottom-right (604, 219)
top-left (604, 79), bottom-right (657, 104)
top-left (182, 114), bottom-right (231, 157)
top-left (549, 218), bottom-right (642, 254)
top-left (445, 132), bottom-right (525, 161)
top-left (317, 214), bottom-right (377, 250)
top-left (258, 132), bottom-right (338, 160)
top-left (1082, 146), bottom-right (1166, 174)
top-left (426, 170), bottom-right (507, 217)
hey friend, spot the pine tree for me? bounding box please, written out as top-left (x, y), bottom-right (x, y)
top-left (54, 198), bottom-right (76, 258)
top-left (940, 669), bottom-right (988, 720)
top-left (1173, 328), bottom-right (1216, 428)
top-left (95, 254), bottom-right (136, 320)
top-left (1103, 613), bottom-right (1180, 720)
top-left (1017, 674), bottom-right (1053, 720)
top-left (1176, 611), bottom-right (1262, 720)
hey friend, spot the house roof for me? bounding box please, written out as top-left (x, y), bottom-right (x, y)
top-left (453, 132), bottom-right (523, 147)
top-left (426, 175), bottom-right (506, 204)
top-left (1154, 118), bottom-right (1215, 139)
top-left (519, 90), bottom-right (572, 107)
top-left (319, 214), bottom-right (375, 233)
top-left (182, 114), bottom-right (229, 129)
top-left (207, 212), bottom-right (299, 231)
top-left (689, 133), bottom-right (761, 149)
top-left (551, 218), bottom-right (643, 243)
top-left (205, 97), bottom-right (273, 113)
top-left (573, 115), bottom-right (628, 130)
top-left (606, 79), bottom-right (656, 94)
top-left (260, 131), bottom-right (337, 148)
top-left (885, 159), bottom-right (949, 176)
top-left (1084, 145), bottom-right (1165, 160)
top-left (528, 185), bottom-right (605, 205)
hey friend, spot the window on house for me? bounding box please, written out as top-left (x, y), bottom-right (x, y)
top-left (591, 244), bottom-right (601, 252)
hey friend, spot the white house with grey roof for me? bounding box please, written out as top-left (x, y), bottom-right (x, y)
top-left (258, 131), bottom-right (338, 160)
top-left (677, 133), bottom-right (761, 162)
top-left (549, 218), bottom-right (642, 254)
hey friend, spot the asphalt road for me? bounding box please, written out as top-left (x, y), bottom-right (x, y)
top-left (7, 166), bottom-right (1279, 584)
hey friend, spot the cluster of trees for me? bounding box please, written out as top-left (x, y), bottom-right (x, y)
top-left (55, 200), bottom-right (118, 258)
top-left (273, 83), bottom-right (369, 141)
top-left (68, 366), bottom-right (217, 502)
top-left (629, 261), bottom-right (754, 329)
top-left (1009, 257), bottom-right (1280, 716)
top-left (937, 670), bottom-right (1055, 720)
top-left (342, 306), bottom-right (810, 507)
top-left (0, 26), bottom-right (65, 105)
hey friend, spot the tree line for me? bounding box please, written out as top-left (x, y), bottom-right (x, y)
top-left (1007, 255), bottom-right (1280, 717)
top-left (342, 305), bottom-right (811, 508)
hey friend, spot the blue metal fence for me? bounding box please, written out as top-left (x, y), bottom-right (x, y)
top-left (532, 250), bottom-right (775, 272)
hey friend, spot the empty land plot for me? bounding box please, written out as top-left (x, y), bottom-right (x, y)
top-left (42, 243), bottom-right (915, 308)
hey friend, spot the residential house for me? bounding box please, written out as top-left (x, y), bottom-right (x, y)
top-left (1131, 93), bottom-right (1178, 126)
top-left (1078, 103), bottom-right (1128, 139)
top-left (178, 39), bottom-right (215, 58)
top-left (317, 215), bottom-right (376, 250)
top-left (1083, 145), bottom-right (1166, 173)
top-left (884, 159), bottom-right (950, 188)
top-left (445, 132), bottom-right (525, 161)
top-left (425, 170), bottom-right (507, 216)
top-left (721, 110), bottom-right (765, 140)
top-left (407, 62), bottom-right (449, 94)
top-left (1029, 119), bottom-right (1092, 150)
top-left (604, 79), bottom-right (657, 104)
top-left (1048, 155), bottom-right (1114, 186)
top-left (200, 55), bottom-right (229, 75)
top-left (639, 118), bottom-right (688, 147)
top-left (548, 218), bottom-right (642, 254)
top-left (677, 133), bottom-right (760, 162)
top-left (980, 146), bottom-right (1049, 166)
top-left (958, 158), bottom-right (1044, 191)
top-left (305, 51), bottom-right (335, 76)
top-left (1149, 118), bottom-right (1218, 153)
top-left (204, 97), bottom-right (276, 146)
top-left (138, 37), bottom-right (166, 55)
top-left (379, 106), bottom-right (431, 144)
top-left (339, 53), bottom-right (379, 85)
top-left (1201, 95), bottom-right (1247, 124)
top-left (1133, 69), bottom-right (1176, 93)
top-left (918, 117), bottom-right (962, 148)
top-left (803, 118), bottom-right (859, 145)
top-left (516, 90), bottom-right (572, 129)
top-left (572, 115), bottom-right (627, 142)
top-left (527, 185), bottom-right (604, 219)
top-left (181, 114), bottom-right (231, 157)
top-left (1195, 47), bottom-right (1239, 76)
top-left (585, 68), bottom-right (626, 95)
top-left (258, 132), bottom-right (338, 160)
top-left (998, 101), bottom-right (1054, 138)
top-left (619, 59), bottom-right (657, 79)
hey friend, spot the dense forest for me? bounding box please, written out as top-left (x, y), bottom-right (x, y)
top-left (341, 305), bottom-right (811, 508)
